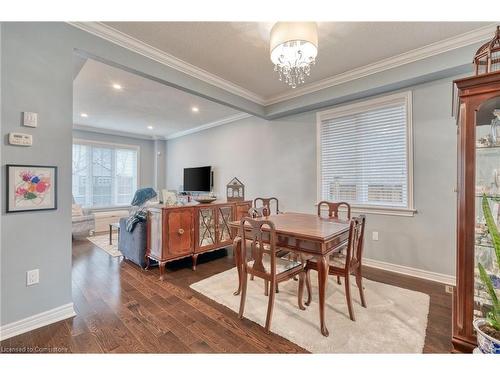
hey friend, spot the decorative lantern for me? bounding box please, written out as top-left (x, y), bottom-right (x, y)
top-left (473, 26), bottom-right (500, 75)
top-left (226, 177), bottom-right (244, 202)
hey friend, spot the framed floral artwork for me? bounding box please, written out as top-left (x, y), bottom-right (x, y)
top-left (6, 164), bottom-right (57, 213)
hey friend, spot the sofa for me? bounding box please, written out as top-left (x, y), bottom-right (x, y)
top-left (118, 217), bottom-right (149, 268)
top-left (72, 202), bottom-right (95, 239)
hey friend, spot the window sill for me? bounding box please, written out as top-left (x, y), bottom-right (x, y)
top-left (317, 204), bottom-right (417, 217)
top-left (87, 205), bottom-right (132, 213)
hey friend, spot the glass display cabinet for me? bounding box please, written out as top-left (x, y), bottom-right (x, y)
top-left (453, 71), bottom-right (500, 352)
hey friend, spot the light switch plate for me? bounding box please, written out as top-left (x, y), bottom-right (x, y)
top-left (23, 112), bottom-right (38, 128)
top-left (372, 231), bottom-right (379, 241)
top-left (26, 269), bottom-right (39, 286)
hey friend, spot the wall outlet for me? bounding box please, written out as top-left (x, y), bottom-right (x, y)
top-left (445, 285), bottom-right (454, 294)
top-left (372, 231), bottom-right (379, 241)
top-left (26, 269), bottom-right (39, 286)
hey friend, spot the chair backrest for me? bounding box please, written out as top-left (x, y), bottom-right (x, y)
top-left (317, 201), bottom-right (351, 220)
top-left (344, 215), bottom-right (366, 270)
top-left (254, 197), bottom-right (279, 217)
top-left (239, 217), bottom-right (277, 277)
top-left (248, 206), bottom-right (266, 218)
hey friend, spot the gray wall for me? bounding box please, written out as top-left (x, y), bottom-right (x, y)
top-left (0, 22), bottom-right (182, 327)
top-left (167, 76), bottom-right (458, 277)
top-left (1, 23), bottom-right (74, 326)
top-left (72, 129), bottom-right (161, 191)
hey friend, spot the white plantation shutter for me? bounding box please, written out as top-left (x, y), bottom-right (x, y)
top-left (319, 92), bottom-right (412, 209)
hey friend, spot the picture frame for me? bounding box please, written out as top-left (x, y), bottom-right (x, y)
top-left (6, 164), bottom-right (58, 213)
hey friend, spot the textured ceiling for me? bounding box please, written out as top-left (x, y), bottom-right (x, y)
top-left (104, 21), bottom-right (490, 98)
top-left (73, 58), bottom-right (242, 138)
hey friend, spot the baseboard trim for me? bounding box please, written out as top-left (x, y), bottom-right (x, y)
top-left (363, 258), bottom-right (456, 286)
top-left (0, 303), bottom-right (76, 341)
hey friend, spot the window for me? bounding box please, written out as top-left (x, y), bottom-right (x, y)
top-left (72, 140), bottom-right (139, 208)
top-left (317, 91), bottom-right (414, 215)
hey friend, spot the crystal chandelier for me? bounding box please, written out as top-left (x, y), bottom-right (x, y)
top-left (270, 22), bottom-right (318, 88)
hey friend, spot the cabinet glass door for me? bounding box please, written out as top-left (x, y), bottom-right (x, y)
top-left (217, 206), bottom-right (233, 244)
top-left (474, 97), bottom-right (500, 319)
top-left (198, 207), bottom-right (216, 248)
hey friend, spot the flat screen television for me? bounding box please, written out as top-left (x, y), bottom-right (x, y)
top-left (183, 166), bottom-right (212, 192)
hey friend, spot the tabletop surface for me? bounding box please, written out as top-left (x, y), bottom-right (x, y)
top-left (229, 212), bottom-right (350, 242)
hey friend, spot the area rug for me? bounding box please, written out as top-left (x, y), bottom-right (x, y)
top-left (190, 267), bottom-right (430, 353)
top-left (86, 233), bottom-right (122, 257)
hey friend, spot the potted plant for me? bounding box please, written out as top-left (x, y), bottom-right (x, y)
top-left (473, 195), bottom-right (500, 353)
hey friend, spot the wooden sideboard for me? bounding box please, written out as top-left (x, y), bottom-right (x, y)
top-left (146, 200), bottom-right (252, 279)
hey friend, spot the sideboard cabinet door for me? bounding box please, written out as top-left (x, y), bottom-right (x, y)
top-left (235, 202), bottom-right (252, 221)
top-left (216, 204), bottom-right (233, 247)
top-left (195, 207), bottom-right (216, 252)
top-left (166, 208), bottom-right (194, 259)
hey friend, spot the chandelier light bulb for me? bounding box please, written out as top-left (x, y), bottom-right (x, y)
top-left (270, 22), bottom-right (318, 88)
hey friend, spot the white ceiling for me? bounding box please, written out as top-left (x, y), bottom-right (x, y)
top-left (73, 58), bottom-right (242, 138)
top-left (104, 22), bottom-right (490, 99)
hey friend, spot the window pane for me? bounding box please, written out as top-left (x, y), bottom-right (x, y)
top-left (320, 100), bottom-right (409, 208)
top-left (72, 144), bottom-right (89, 206)
top-left (92, 147), bottom-right (113, 207)
top-left (115, 149), bottom-right (137, 205)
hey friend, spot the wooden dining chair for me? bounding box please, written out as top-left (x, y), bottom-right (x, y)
top-left (238, 217), bottom-right (306, 333)
top-left (300, 215), bottom-right (366, 321)
top-left (317, 200), bottom-right (351, 220)
top-left (317, 201), bottom-right (352, 285)
top-left (254, 197), bottom-right (280, 217)
top-left (248, 206), bottom-right (284, 290)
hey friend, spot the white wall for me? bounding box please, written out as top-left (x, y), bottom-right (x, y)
top-left (167, 76), bottom-right (458, 278)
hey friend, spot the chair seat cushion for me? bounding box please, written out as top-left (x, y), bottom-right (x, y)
top-left (247, 253), bottom-right (302, 274)
top-left (329, 252), bottom-right (346, 268)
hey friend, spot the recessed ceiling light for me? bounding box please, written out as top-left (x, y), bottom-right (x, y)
top-left (112, 83), bottom-right (122, 90)
top-left (147, 125), bottom-right (154, 130)
top-left (191, 107), bottom-right (199, 112)
top-left (80, 113), bottom-right (88, 118)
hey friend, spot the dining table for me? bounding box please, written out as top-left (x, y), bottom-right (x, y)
top-left (229, 212), bottom-right (350, 337)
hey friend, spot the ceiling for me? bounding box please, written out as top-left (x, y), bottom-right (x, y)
top-left (104, 22), bottom-right (490, 99)
top-left (73, 58), bottom-right (243, 138)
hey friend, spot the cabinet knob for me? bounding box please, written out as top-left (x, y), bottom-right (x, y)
top-left (178, 228), bottom-right (185, 235)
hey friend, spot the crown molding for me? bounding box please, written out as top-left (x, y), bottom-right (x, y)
top-left (73, 113), bottom-right (252, 141)
top-left (69, 22), bottom-right (496, 108)
top-left (73, 124), bottom-right (163, 140)
top-left (167, 113), bottom-right (252, 140)
top-left (68, 22), bottom-right (267, 105)
top-left (264, 24), bottom-right (497, 105)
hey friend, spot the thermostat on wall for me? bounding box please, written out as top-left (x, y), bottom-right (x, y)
top-left (9, 132), bottom-right (33, 146)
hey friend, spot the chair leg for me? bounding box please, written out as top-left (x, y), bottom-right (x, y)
top-left (238, 271), bottom-right (248, 319)
top-left (298, 272), bottom-right (306, 310)
top-left (305, 268), bottom-right (312, 306)
top-left (356, 272), bottom-right (367, 308)
top-left (276, 283), bottom-right (279, 293)
top-left (344, 274), bottom-right (355, 321)
top-left (265, 281), bottom-right (276, 333)
top-left (337, 275), bottom-right (341, 285)
top-left (250, 274), bottom-right (254, 281)
top-left (264, 280), bottom-right (269, 296)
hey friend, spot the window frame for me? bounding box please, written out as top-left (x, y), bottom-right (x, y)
top-left (72, 138), bottom-right (141, 210)
top-left (316, 91), bottom-right (415, 217)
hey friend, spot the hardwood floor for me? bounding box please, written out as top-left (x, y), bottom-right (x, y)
top-left (0, 239), bottom-right (452, 353)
